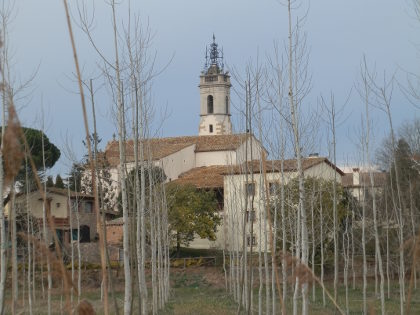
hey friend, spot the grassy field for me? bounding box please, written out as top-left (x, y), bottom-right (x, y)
top-left (4, 266), bottom-right (420, 314)
top-left (160, 268), bottom-right (420, 315)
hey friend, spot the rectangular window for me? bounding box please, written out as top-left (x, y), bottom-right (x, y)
top-left (56, 202), bottom-right (61, 208)
top-left (84, 202), bottom-right (93, 213)
top-left (246, 210), bottom-right (256, 223)
top-left (247, 235), bottom-right (257, 246)
top-left (269, 182), bottom-right (280, 196)
top-left (209, 124), bottom-right (213, 133)
top-left (245, 182), bottom-right (255, 196)
top-left (72, 229), bottom-right (78, 241)
top-left (71, 201), bottom-right (78, 212)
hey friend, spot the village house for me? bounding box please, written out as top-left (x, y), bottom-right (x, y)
top-left (5, 186), bottom-right (120, 247)
top-left (341, 167), bottom-right (387, 202)
top-left (99, 37), bottom-right (350, 251)
top-left (171, 156), bottom-right (344, 250)
top-left (5, 187), bottom-right (97, 245)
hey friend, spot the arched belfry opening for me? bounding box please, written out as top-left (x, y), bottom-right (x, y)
top-left (198, 35), bottom-right (232, 136)
top-left (207, 95), bottom-right (214, 114)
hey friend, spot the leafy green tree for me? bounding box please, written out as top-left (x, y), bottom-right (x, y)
top-left (166, 183), bottom-right (221, 253)
top-left (0, 126), bottom-right (61, 191)
top-left (54, 174), bottom-right (65, 189)
top-left (117, 166), bottom-right (167, 212)
top-left (275, 177), bottom-right (350, 266)
top-left (67, 163), bottom-right (83, 192)
top-left (46, 176), bottom-right (54, 188)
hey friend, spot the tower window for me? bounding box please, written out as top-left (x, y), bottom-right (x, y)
top-left (207, 95), bottom-right (214, 114)
top-left (225, 96), bottom-right (229, 114)
top-left (209, 124), bottom-right (213, 133)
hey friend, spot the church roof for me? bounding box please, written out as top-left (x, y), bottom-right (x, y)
top-left (173, 165), bottom-right (230, 189)
top-left (223, 157), bottom-right (345, 176)
top-left (105, 134), bottom-right (251, 167)
top-left (171, 157), bottom-right (343, 189)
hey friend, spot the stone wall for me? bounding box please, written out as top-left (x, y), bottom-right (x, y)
top-left (68, 242), bottom-right (121, 264)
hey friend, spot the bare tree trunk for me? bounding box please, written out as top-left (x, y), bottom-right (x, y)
top-left (287, 0), bottom-right (308, 311)
top-left (361, 177), bottom-right (367, 314)
top-left (361, 60), bottom-right (387, 314)
top-left (31, 214), bottom-right (35, 305)
top-left (41, 128), bottom-right (52, 315)
top-left (26, 158), bottom-right (33, 315)
top-left (68, 181), bottom-right (74, 306)
top-left (409, 180), bottom-right (416, 289)
top-left (311, 186), bottom-right (316, 302)
top-left (149, 163), bottom-right (157, 314)
top-left (343, 211), bottom-right (350, 315)
top-left (385, 191), bottom-right (390, 299)
top-left (0, 56), bottom-right (6, 315)
top-left (319, 189), bottom-right (326, 306)
top-left (11, 188), bottom-right (17, 315)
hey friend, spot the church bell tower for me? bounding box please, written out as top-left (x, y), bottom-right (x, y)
top-left (198, 35), bottom-right (232, 136)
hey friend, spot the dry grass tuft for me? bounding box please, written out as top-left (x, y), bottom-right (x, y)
top-left (3, 105), bottom-right (24, 185)
top-left (76, 300), bottom-right (96, 315)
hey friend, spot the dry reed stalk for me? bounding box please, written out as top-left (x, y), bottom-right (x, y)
top-left (19, 233), bottom-right (76, 295)
top-left (3, 105), bottom-right (23, 185)
top-left (276, 250), bottom-right (346, 315)
top-left (18, 123), bottom-right (74, 313)
top-left (61, 1), bottom-right (109, 314)
top-left (0, 63), bottom-right (74, 312)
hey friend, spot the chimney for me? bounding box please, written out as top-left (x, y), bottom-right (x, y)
top-left (352, 167), bottom-right (360, 186)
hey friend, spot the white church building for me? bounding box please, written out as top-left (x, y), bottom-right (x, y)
top-left (103, 36), bottom-right (344, 251)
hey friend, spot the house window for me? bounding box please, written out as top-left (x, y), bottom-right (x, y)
top-left (225, 96), bottom-right (229, 114)
top-left (209, 124), bottom-right (213, 133)
top-left (71, 201), bottom-right (78, 212)
top-left (269, 182), bottom-right (280, 196)
top-left (247, 234), bottom-right (257, 246)
top-left (80, 225), bottom-right (90, 243)
top-left (207, 95), bottom-right (214, 114)
top-left (84, 202), bottom-right (93, 213)
top-left (245, 182), bottom-right (255, 196)
top-left (56, 202), bottom-right (61, 208)
top-left (72, 229), bottom-right (78, 241)
top-left (246, 210), bottom-right (256, 223)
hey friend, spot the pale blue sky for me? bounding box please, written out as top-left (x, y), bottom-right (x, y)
top-left (8, 0), bottom-right (420, 175)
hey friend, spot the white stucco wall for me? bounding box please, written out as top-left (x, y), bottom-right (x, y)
top-left (303, 161), bottom-right (342, 183)
top-left (236, 136), bottom-right (264, 163)
top-left (217, 161), bottom-right (343, 252)
top-left (159, 144), bottom-right (196, 181)
top-left (5, 192), bottom-right (69, 219)
top-left (195, 150), bottom-right (236, 167)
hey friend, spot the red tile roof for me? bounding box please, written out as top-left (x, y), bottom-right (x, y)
top-left (224, 157), bottom-right (344, 176)
top-left (172, 165), bottom-right (231, 189)
top-left (105, 134), bottom-right (251, 166)
top-left (172, 157), bottom-right (343, 189)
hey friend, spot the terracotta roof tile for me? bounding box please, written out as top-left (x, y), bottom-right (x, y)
top-left (105, 134), bottom-right (250, 167)
top-left (224, 157), bottom-right (344, 176)
top-left (172, 165), bottom-right (231, 189)
top-left (171, 157), bottom-right (343, 189)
